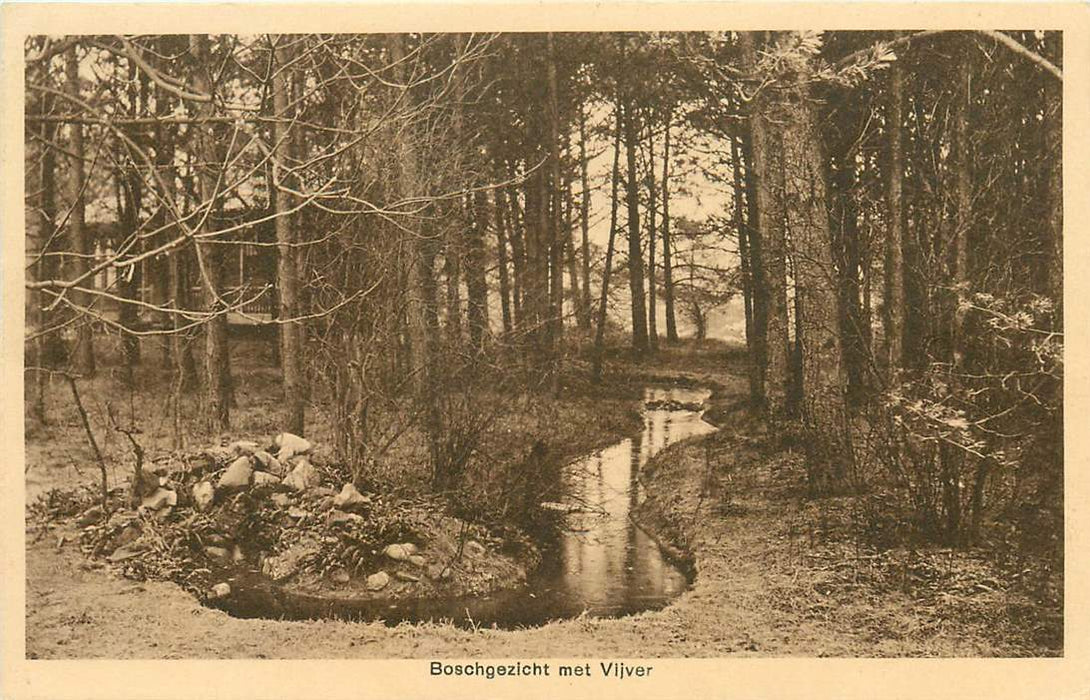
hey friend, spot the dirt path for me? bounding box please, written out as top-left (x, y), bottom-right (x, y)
top-left (27, 378), bottom-right (1054, 658)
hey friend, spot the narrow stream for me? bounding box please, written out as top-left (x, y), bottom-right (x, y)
top-left (213, 386), bottom-right (716, 628)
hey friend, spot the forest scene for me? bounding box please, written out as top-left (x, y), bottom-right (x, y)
top-left (22, 30), bottom-right (1062, 658)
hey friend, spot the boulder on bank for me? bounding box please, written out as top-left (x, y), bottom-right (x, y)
top-left (140, 487), bottom-right (177, 512)
top-left (229, 440), bottom-right (260, 456)
top-left (219, 456), bottom-right (254, 489)
top-left (283, 459), bottom-right (321, 491)
top-left (252, 450), bottom-right (283, 476)
top-left (192, 482), bottom-right (215, 511)
top-left (366, 571), bottom-right (390, 591)
top-left (275, 432), bottom-right (313, 462)
top-left (252, 471), bottom-right (281, 487)
top-left (332, 483), bottom-right (370, 511)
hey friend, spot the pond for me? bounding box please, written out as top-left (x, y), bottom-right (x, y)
top-left (212, 385), bottom-right (716, 629)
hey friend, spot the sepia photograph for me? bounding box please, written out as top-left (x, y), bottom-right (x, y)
top-left (4, 5), bottom-right (1086, 695)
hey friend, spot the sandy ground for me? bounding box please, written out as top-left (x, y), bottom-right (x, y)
top-left (26, 362), bottom-right (1057, 658)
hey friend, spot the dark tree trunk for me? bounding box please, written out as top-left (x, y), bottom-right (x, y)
top-left (884, 38), bottom-right (907, 374)
top-left (623, 97), bottom-right (648, 355)
top-left (65, 44), bottom-right (95, 377)
top-left (646, 115), bottom-right (659, 351)
top-left (731, 135), bottom-right (760, 403)
top-left (578, 103), bottom-right (593, 330)
top-left (828, 132), bottom-right (867, 405)
top-left (661, 106), bottom-right (678, 343)
top-left (466, 188), bottom-right (491, 352)
top-left (741, 127), bottom-right (767, 406)
top-left (505, 182), bottom-right (526, 329)
top-left (273, 36), bottom-right (305, 435)
top-left (493, 187), bottom-right (514, 335)
top-left (739, 32), bottom-right (787, 414)
top-left (189, 34), bottom-right (230, 432)
top-left (387, 34), bottom-right (442, 480)
top-left (592, 105), bottom-right (624, 383)
top-left (546, 33), bottom-right (564, 352)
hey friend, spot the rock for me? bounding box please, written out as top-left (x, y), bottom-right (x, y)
top-left (465, 540), bottom-right (486, 557)
top-left (209, 582), bottom-right (231, 599)
top-left (282, 459), bottom-right (320, 491)
top-left (394, 571), bottom-right (420, 583)
top-left (252, 450), bottom-right (283, 476)
top-left (261, 539), bottom-right (319, 581)
top-left (309, 486), bottom-right (336, 498)
top-left (270, 493), bottom-right (291, 507)
top-left (203, 446), bottom-right (235, 465)
top-left (403, 543), bottom-right (419, 555)
top-left (330, 568), bottom-right (350, 584)
top-left (192, 482), bottom-right (216, 511)
top-left (232, 544), bottom-right (245, 563)
top-left (76, 505), bottom-right (104, 527)
top-left (408, 554), bottom-right (426, 567)
top-left (229, 440), bottom-right (260, 455)
top-left (365, 571), bottom-right (390, 591)
top-left (108, 545), bottom-right (142, 563)
top-left (141, 487), bottom-right (177, 512)
top-left (315, 496), bottom-right (335, 512)
top-left (333, 483), bottom-right (370, 511)
top-left (252, 471), bottom-right (281, 487)
top-left (328, 510), bottom-right (364, 527)
top-left (218, 456), bottom-right (253, 489)
top-left (275, 432), bottom-right (313, 461)
top-left (384, 544), bottom-right (410, 561)
top-left (287, 506), bottom-right (309, 520)
top-left (205, 545), bottom-right (230, 560)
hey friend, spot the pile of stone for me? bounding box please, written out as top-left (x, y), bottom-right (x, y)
top-left (69, 430), bottom-right (441, 602)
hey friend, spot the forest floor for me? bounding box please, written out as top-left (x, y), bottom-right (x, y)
top-left (24, 337), bottom-right (1060, 658)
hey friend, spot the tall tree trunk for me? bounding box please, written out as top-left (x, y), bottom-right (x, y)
top-left (592, 105), bottom-right (624, 382)
top-left (623, 97), bottom-right (649, 355)
top-left (116, 167), bottom-right (142, 386)
top-left (646, 115), bottom-right (659, 351)
top-left (493, 187), bottom-right (514, 335)
top-left (578, 103), bottom-right (593, 330)
top-left (546, 33), bottom-right (564, 352)
top-left (154, 76), bottom-right (197, 391)
top-left (387, 34), bottom-right (442, 481)
top-left (884, 37), bottom-right (907, 375)
top-left (828, 131), bottom-right (866, 405)
top-left (466, 188), bottom-right (491, 352)
top-left (504, 182), bottom-right (525, 328)
top-left (661, 106), bottom-right (678, 343)
top-left (523, 168), bottom-right (546, 352)
top-left (27, 87), bottom-right (56, 422)
top-left (776, 34), bottom-right (851, 484)
top-left (189, 34), bottom-right (230, 432)
top-left (273, 36), bottom-right (305, 435)
top-left (65, 44), bottom-right (95, 377)
top-left (739, 32), bottom-right (787, 414)
top-left (731, 135), bottom-right (760, 403)
top-left (742, 128), bottom-right (767, 405)
top-left (118, 59), bottom-right (145, 382)
top-left (952, 43), bottom-right (973, 370)
top-left (563, 162), bottom-right (583, 331)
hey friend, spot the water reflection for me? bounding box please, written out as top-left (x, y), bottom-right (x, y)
top-left (542, 386), bottom-right (716, 617)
